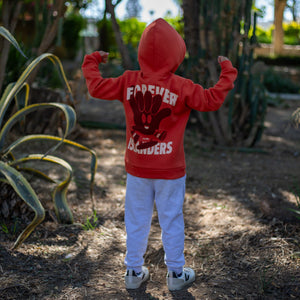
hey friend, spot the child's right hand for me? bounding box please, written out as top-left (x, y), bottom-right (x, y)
top-left (218, 56), bottom-right (229, 63)
top-left (99, 51), bottom-right (109, 63)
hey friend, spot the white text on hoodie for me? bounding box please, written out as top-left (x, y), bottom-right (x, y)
top-left (126, 84), bottom-right (178, 106)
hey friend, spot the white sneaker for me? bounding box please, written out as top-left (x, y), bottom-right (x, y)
top-left (167, 267), bottom-right (195, 291)
top-left (125, 266), bottom-right (150, 289)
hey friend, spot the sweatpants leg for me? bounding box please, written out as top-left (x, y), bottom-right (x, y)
top-left (124, 174), bottom-right (154, 273)
top-left (154, 175), bottom-right (186, 274)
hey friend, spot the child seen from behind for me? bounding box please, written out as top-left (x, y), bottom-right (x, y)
top-left (82, 18), bottom-right (238, 291)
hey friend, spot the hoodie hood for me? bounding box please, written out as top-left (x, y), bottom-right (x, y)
top-left (138, 18), bottom-right (186, 75)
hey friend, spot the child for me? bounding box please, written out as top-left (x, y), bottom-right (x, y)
top-left (82, 18), bottom-right (237, 291)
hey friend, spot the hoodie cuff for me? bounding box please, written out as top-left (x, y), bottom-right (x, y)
top-left (93, 51), bottom-right (102, 63)
top-left (220, 60), bottom-right (233, 69)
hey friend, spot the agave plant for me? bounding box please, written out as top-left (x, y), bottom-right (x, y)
top-left (0, 26), bottom-right (97, 250)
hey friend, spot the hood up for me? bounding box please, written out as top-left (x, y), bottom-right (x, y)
top-left (138, 18), bottom-right (186, 75)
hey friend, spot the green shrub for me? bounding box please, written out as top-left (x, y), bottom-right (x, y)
top-left (62, 13), bottom-right (87, 59)
top-left (256, 22), bottom-right (300, 45)
top-left (0, 26), bottom-right (97, 250)
top-left (283, 21), bottom-right (300, 45)
top-left (263, 67), bottom-right (300, 94)
top-left (119, 18), bottom-right (146, 49)
top-left (164, 16), bottom-right (184, 38)
top-left (255, 55), bottom-right (300, 66)
top-left (256, 25), bottom-right (272, 44)
top-left (5, 42), bottom-right (29, 87)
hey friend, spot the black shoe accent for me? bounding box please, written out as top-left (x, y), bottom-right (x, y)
top-left (171, 271), bottom-right (189, 281)
top-left (126, 270), bottom-right (143, 278)
top-left (171, 272), bottom-right (182, 278)
top-left (126, 270), bottom-right (137, 276)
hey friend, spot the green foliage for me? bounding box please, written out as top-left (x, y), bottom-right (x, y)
top-left (97, 17), bottom-right (118, 57)
top-left (0, 218), bottom-right (20, 236)
top-left (119, 18), bottom-right (146, 68)
top-left (119, 18), bottom-right (146, 49)
top-left (97, 17), bottom-right (147, 68)
top-left (62, 13), bottom-right (87, 59)
top-left (263, 68), bottom-right (300, 94)
top-left (34, 62), bottom-right (64, 88)
top-left (256, 25), bottom-right (273, 44)
top-left (82, 210), bottom-right (99, 230)
top-left (255, 55), bottom-right (300, 66)
top-left (1, 222), bottom-right (9, 234)
top-left (164, 16), bottom-right (184, 38)
top-left (97, 17), bottom-right (146, 61)
top-left (97, 16), bottom-right (181, 69)
top-left (66, 0), bottom-right (93, 11)
top-left (5, 42), bottom-right (29, 88)
top-left (256, 22), bottom-right (300, 45)
top-left (0, 26), bottom-right (97, 250)
top-left (283, 21), bottom-right (300, 45)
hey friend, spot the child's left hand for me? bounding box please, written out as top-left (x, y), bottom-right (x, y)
top-left (99, 51), bottom-right (109, 63)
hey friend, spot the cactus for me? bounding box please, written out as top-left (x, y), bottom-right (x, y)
top-left (182, 0), bottom-right (267, 147)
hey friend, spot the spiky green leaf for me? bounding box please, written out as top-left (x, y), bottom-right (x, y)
top-left (14, 82), bottom-right (30, 111)
top-left (19, 167), bottom-right (56, 183)
top-left (0, 103), bottom-right (76, 152)
top-left (0, 83), bottom-right (15, 105)
top-left (10, 154), bottom-right (74, 224)
top-left (0, 161), bottom-right (45, 250)
top-left (4, 134), bottom-right (97, 200)
top-left (0, 26), bottom-right (27, 58)
top-left (0, 53), bottom-right (72, 129)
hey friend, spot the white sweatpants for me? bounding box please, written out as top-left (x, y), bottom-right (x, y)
top-left (124, 173), bottom-right (186, 274)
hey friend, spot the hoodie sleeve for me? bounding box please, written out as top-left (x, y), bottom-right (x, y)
top-left (81, 51), bottom-right (124, 101)
top-left (184, 60), bottom-right (238, 112)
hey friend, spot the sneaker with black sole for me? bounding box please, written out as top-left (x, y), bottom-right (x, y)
top-left (167, 267), bottom-right (195, 291)
top-left (125, 266), bottom-right (150, 289)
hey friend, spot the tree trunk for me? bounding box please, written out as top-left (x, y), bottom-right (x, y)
top-left (181, 0), bottom-right (267, 147)
top-left (105, 0), bottom-right (134, 70)
top-left (182, 0), bottom-right (201, 87)
top-left (182, 0), bottom-right (200, 59)
top-left (36, 0), bottom-right (65, 56)
top-left (274, 0), bottom-right (287, 55)
top-left (0, 0), bottom-right (22, 93)
top-left (27, 0), bottom-right (66, 85)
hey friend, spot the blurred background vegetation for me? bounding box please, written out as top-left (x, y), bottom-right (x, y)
top-left (0, 0), bottom-right (300, 244)
top-left (0, 0), bottom-right (299, 146)
top-left (256, 21), bottom-right (300, 45)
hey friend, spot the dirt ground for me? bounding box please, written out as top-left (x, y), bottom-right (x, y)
top-left (1, 100), bottom-right (300, 300)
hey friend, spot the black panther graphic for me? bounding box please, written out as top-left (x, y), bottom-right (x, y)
top-left (129, 90), bottom-right (171, 149)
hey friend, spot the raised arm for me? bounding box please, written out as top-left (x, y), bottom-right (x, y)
top-left (81, 51), bottom-right (124, 101)
top-left (185, 57), bottom-right (238, 112)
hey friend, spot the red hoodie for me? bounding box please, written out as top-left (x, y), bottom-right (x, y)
top-left (82, 18), bottom-right (238, 179)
